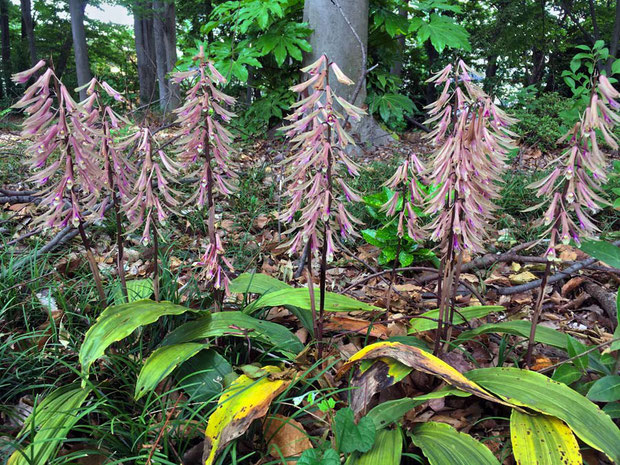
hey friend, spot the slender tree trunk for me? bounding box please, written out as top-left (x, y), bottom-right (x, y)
top-left (527, 47), bottom-right (546, 86)
top-left (204, 0), bottom-right (213, 42)
top-left (390, 7), bottom-right (407, 78)
top-left (605, 0), bottom-right (620, 74)
top-left (69, 0), bottom-right (92, 101)
top-left (134, 1), bottom-right (157, 106)
top-left (0, 0), bottom-right (12, 97)
top-left (484, 55), bottom-right (498, 93)
top-left (425, 40), bottom-right (439, 104)
top-left (55, 33), bottom-right (73, 80)
top-left (20, 0), bottom-right (36, 67)
top-left (153, 0), bottom-right (179, 112)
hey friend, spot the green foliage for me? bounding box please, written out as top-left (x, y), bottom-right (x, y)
top-left (333, 407), bottom-right (376, 454)
top-left (362, 187), bottom-right (438, 267)
top-left (512, 91), bottom-right (574, 149)
top-left (409, 14), bottom-right (471, 53)
top-left (411, 421), bottom-right (500, 465)
top-left (579, 240), bottom-right (620, 269)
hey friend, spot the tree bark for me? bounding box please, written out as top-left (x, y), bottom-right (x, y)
top-left (153, 0), bottom-right (179, 112)
top-left (606, 0), bottom-right (620, 74)
top-left (303, 0), bottom-right (389, 148)
top-left (134, 1), bottom-right (157, 106)
top-left (55, 32), bottom-right (73, 80)
top-left (0, 0), bottom-right (12, 96)
top-left (389, 7), bottom-right (407, 78)
top-left (69, 0), bottom-right (92, 101)
top-left (20, 0), bottom-right (36, 67)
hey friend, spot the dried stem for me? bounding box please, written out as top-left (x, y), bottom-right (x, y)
top-left (151, 213), bottom-right (160, 302)
top-left (525, 261), bottom-right (552, 367)
top-left (77, 219), bottom-right (106, 304)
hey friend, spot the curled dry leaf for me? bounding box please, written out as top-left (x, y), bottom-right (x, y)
top-left (337, 341), bottom-right (522, 411)
top-left (263, 414), bottom-right (313, 462)
top-left (324, 316), bottom-right (389, 339)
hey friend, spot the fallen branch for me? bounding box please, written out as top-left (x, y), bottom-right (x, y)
top-left (497, 240), bottom-right (620, 295)
top-left (0, 195), bottom-right (40, 204)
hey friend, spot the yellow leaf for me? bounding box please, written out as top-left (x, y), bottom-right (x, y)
top-left (337, 342), bottom-right (521, 410)
top-left (204, 366), bottom-right (292, 465)
top-left (509, 271), bottom-right (538, 285)
top-left (511, 410), bottom-right (582, 465)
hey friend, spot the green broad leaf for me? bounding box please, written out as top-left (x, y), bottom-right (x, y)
top-left (135, 343), bottom-right (207, 400)
top-left (466, 367), bottom-right (620, 462)
top-left (411, 14), bottom-right (471, 53)
top-left (161, 311), bottom-right (303, 359)
top-left (552, 364), bottom-right (582, 385)
top-left (175, 349), bottom-right (234, 403)
top-left (8, 385), bottom-right (91, 465)
top-left (587, 375), bottom-right (620, 402)
top-left (229, 272), bottom-right (291, 295)
top-left (398, 251), bottom-right (415, 267)
top-left (80, 300), bottom-right (196, 378)
top-left (245, 288), bottom-right (382, 314)
top-left (409, 306), bottom-right (503, 334)
top-left (231, 61), bottom-right (249, 82)
top-left (411, 422), bottom-right (500, 465)
top-left (298, 448), bottom-right (340, 465)
top-left (334, 407), bottom-right (376, 454)
top-left (603, 402), bottom-right (620, 418)
top-left (379, 247), bottom-right (398, 264)
top-left (366, 399), bottom-right (419, 430)
top-left (510, 410), bottom-right (581, 465)
top-left (366, 387), bottom-right (470, 431)
top-left (455, 320), bottom-right (574, 349)
top-left (370, 93), bottom-right (415, 123)
top-left (350, 427), bottom-right (403, 465)
top-left (566, 337), bottom-right (589, 371)
top-left (612, 59), bottom-right (620, 75)
top-left (387, 335), bottom-right (430, 350)
top-left (362, 229), bottom-right (384, 247)
top-left (112, 278), bottom-right (153, 305)
top-left (579, 240), bottom-right (620, 268)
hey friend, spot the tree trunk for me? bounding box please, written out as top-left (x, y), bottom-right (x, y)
top-left (484, 55), bottom-right (498, 93)
top-left (20, 0), bottom-right (36, 67)
top-left (605, 0), bottom-right (620, 74)
top-left (390, 6), bottom-right (407, 78)
top-left (153, 0), bottom-right (179, 112)
top-left (0, 0), bottom-right (12, 96)
top-left (303, 0), bottom-right (389, 148)
top-left (69, 0), bottom-right (92, 101)
top-left (134, 1), bottom-right (157, 106)
top-left (527, 47), bottom-right (545, 86)
top-left (55, 32), bottom-right (73, 80)
top-left (424, 40), bottom-right (439, 104)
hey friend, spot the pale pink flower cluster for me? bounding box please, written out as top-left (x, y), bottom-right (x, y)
top-left (424, 60), bottom-right (517, 253)
top-left (122, 128), bottom-right (180, 245)
top-left (172, 46), bottom-right (237, 206)
top-left (172, 46), bottom-right (237, 292)
top-left (280, 55), bottom-right (366, 261)
top-left (382, 153), bottom-right (426, 241)
top-left (79, 78), bottom-right (136, 209)
top-left (12, 60), bottom-right (107, 229)
top-left (529, 75), bottom-right (618, 260)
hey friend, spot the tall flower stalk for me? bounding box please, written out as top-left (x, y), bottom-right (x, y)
top-left (122, 128), bottom-right (180, 301)
top-left (80, 78), bottom-right (135, 302)
top-left (381, 153), bottom-right (426, 315)
top-left (281, 55), bottom-right (366, 353)
top-left (171, 46), bottom-right (237, 300)
top-left (525, 72), bottom-right (618, 365)
top-left (424, 60), bottom-right (516, 352)
top-left (12, 60), bottom-right (107, 303)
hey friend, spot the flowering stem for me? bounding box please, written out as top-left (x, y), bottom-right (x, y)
top-left (151, 212), bottom-right (160, 302)
top-left (306, 255), bottom-right (318, 342)
top-left (385, 189), bottom-right (407, 320)
top-left (103, 123), bottom-right (128, 302)
top-left (77, 219), bottom-right (106, 304)
top-left (445, 249), bottom-right (464, 346)
top-left (525, 261), bottom-right (552, 367)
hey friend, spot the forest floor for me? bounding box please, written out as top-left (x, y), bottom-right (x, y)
top-left (1, 126), bottom-right (619, 464)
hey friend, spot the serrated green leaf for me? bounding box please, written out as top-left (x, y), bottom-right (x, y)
top-left (334, 407), bottom-right (376, 454)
